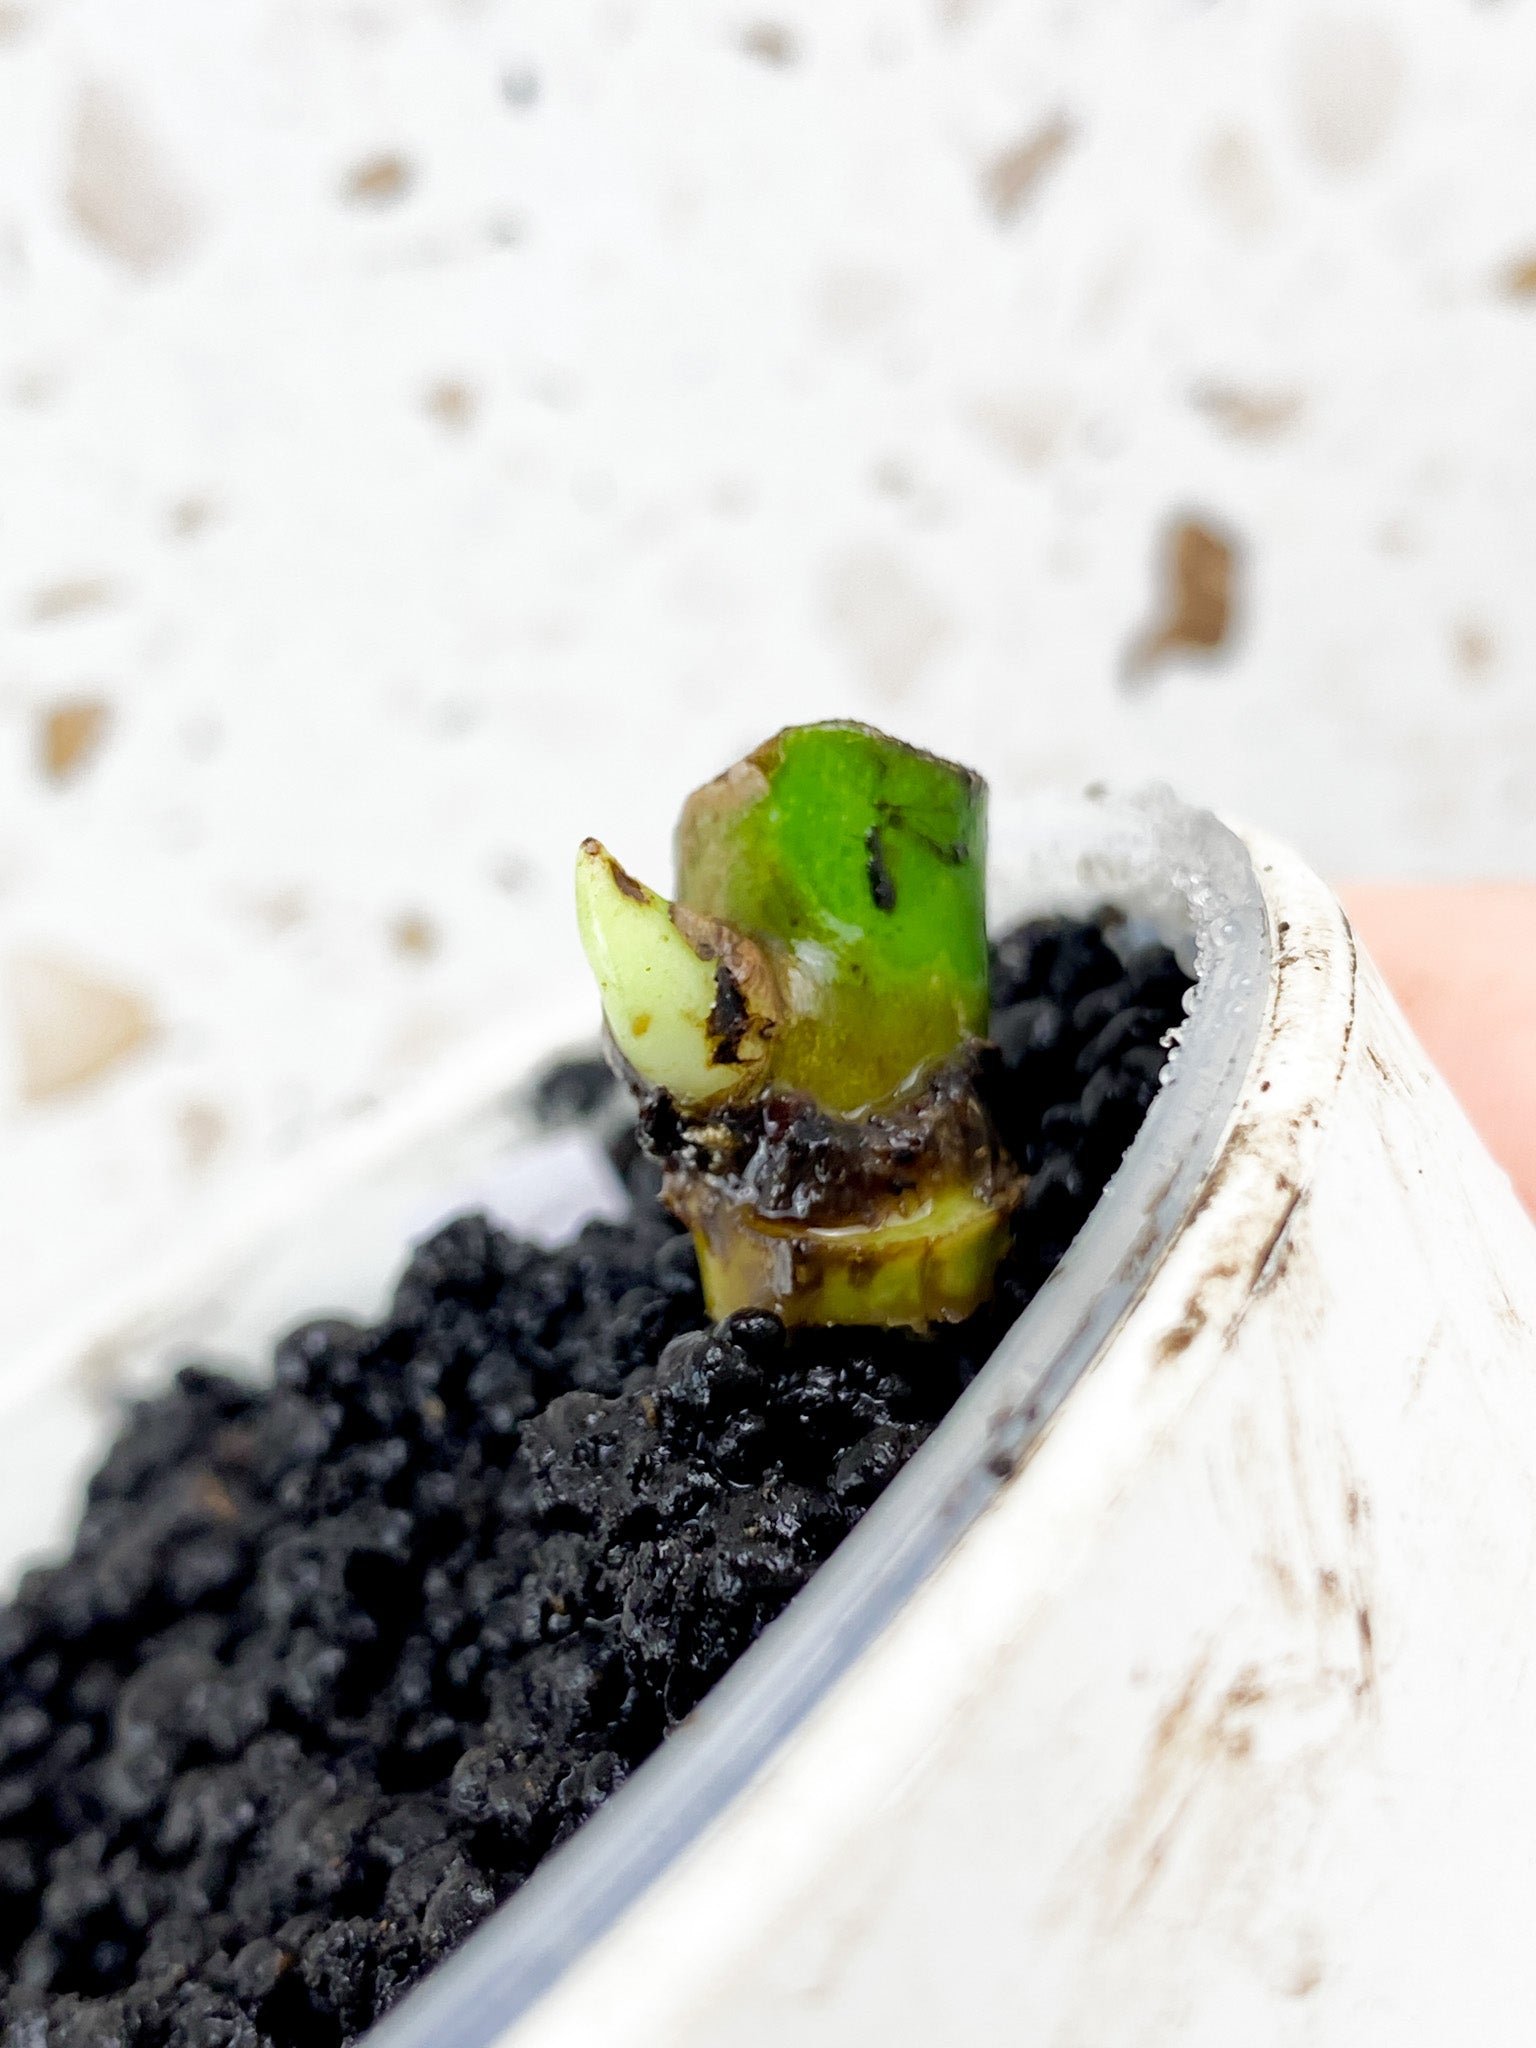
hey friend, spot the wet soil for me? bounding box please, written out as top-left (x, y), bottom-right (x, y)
top-left (0, 916), bottom-right (1190, 2047)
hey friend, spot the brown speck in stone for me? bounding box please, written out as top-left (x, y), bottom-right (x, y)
top-left (180, 711), bottom-right (221, 758)
top-left (344, 152), bottom-right (414, 206)
top-left (1454, 619), bottom-right (1496, 680)
top-left (424, 379), bottom-right (477, 430)
top-left (434, 694), bottom-right (482, 737)
top-left (12, 367), bottom-right (58, 408)
top-left (968, 392), bottom-right (1064, 470)
top-left (7, 951), bottom-right (156, 1102)
top-left (823, 544), bottom-right (951, 701)
top-left (815, 265), bottom-right (903, 342)
top-left (709, 476), bottom-right (755, 518)
top-left (26, 577), bottom-right (115, 623)
top-left (245, 886), bottom-right (308, 935)
top-left (0, 5), bottom-right (29, 41)
top-left (1124, 517), bottom-right (1240, 686)
top-left (1192, 381), bottom-right (1304, 440)
top-left (65, 78), bottom-right (199, 276)
top-left (491, 853), bottom-right (532, 893)
top-left (177, 1099), bottom-right (227, 1170)
top-left (869, 454), bottom-right (916, 497)
top-left (1501, 254), bottom-right (1536, 298)
top-left (1197, 129), bottom-right (1276, 240)
top-left (1291, 17), bottom-right (1403, 173)
top-left (531, 366), bottom-right (581, 410)
top-left (38, 696), bottom-right (111, 783)
top-left (741, 21), bottom-right (797, 64)
top-left (168, 495), bottom-right (217, 537)
top-left (391, 911), bottom-right (439, 959)
top-left (981, 115), bottom-right (1073, 224)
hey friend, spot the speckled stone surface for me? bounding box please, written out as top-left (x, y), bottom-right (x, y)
top-left (1, 0), bottom-right (1534, 1370)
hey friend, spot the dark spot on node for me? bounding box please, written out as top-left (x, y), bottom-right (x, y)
top-left (706, 963), bottom-right (751, 1064)
top-left (865, 826), bottom-right (897, 912)
top-left (604, 853), bottom-right (648, 905)
top-left (877, 798), bottom-right (968, 869)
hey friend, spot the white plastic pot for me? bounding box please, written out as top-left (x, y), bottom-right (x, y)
top-left (7, 789), bottom-right (1532, 2048)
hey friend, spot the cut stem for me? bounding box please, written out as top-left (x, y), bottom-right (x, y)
top-left (575, 725), bottom-right (1022, 1329)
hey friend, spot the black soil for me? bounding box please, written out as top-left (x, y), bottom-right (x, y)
top-left (0, 917), bottom-right (1190, 2047)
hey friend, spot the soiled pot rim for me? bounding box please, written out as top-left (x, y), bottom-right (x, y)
top-left (364, 783), bottom-right (1272, 2048)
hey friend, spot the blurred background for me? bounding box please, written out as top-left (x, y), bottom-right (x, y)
top-left (2, 0), bottom-right (1533, 1365)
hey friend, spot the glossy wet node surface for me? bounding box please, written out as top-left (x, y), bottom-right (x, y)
top-left (0, 917), bottom-right (1190, 2047)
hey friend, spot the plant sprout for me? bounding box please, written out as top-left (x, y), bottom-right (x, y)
top-left (576, 721), bottom-right (1021, 1328)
